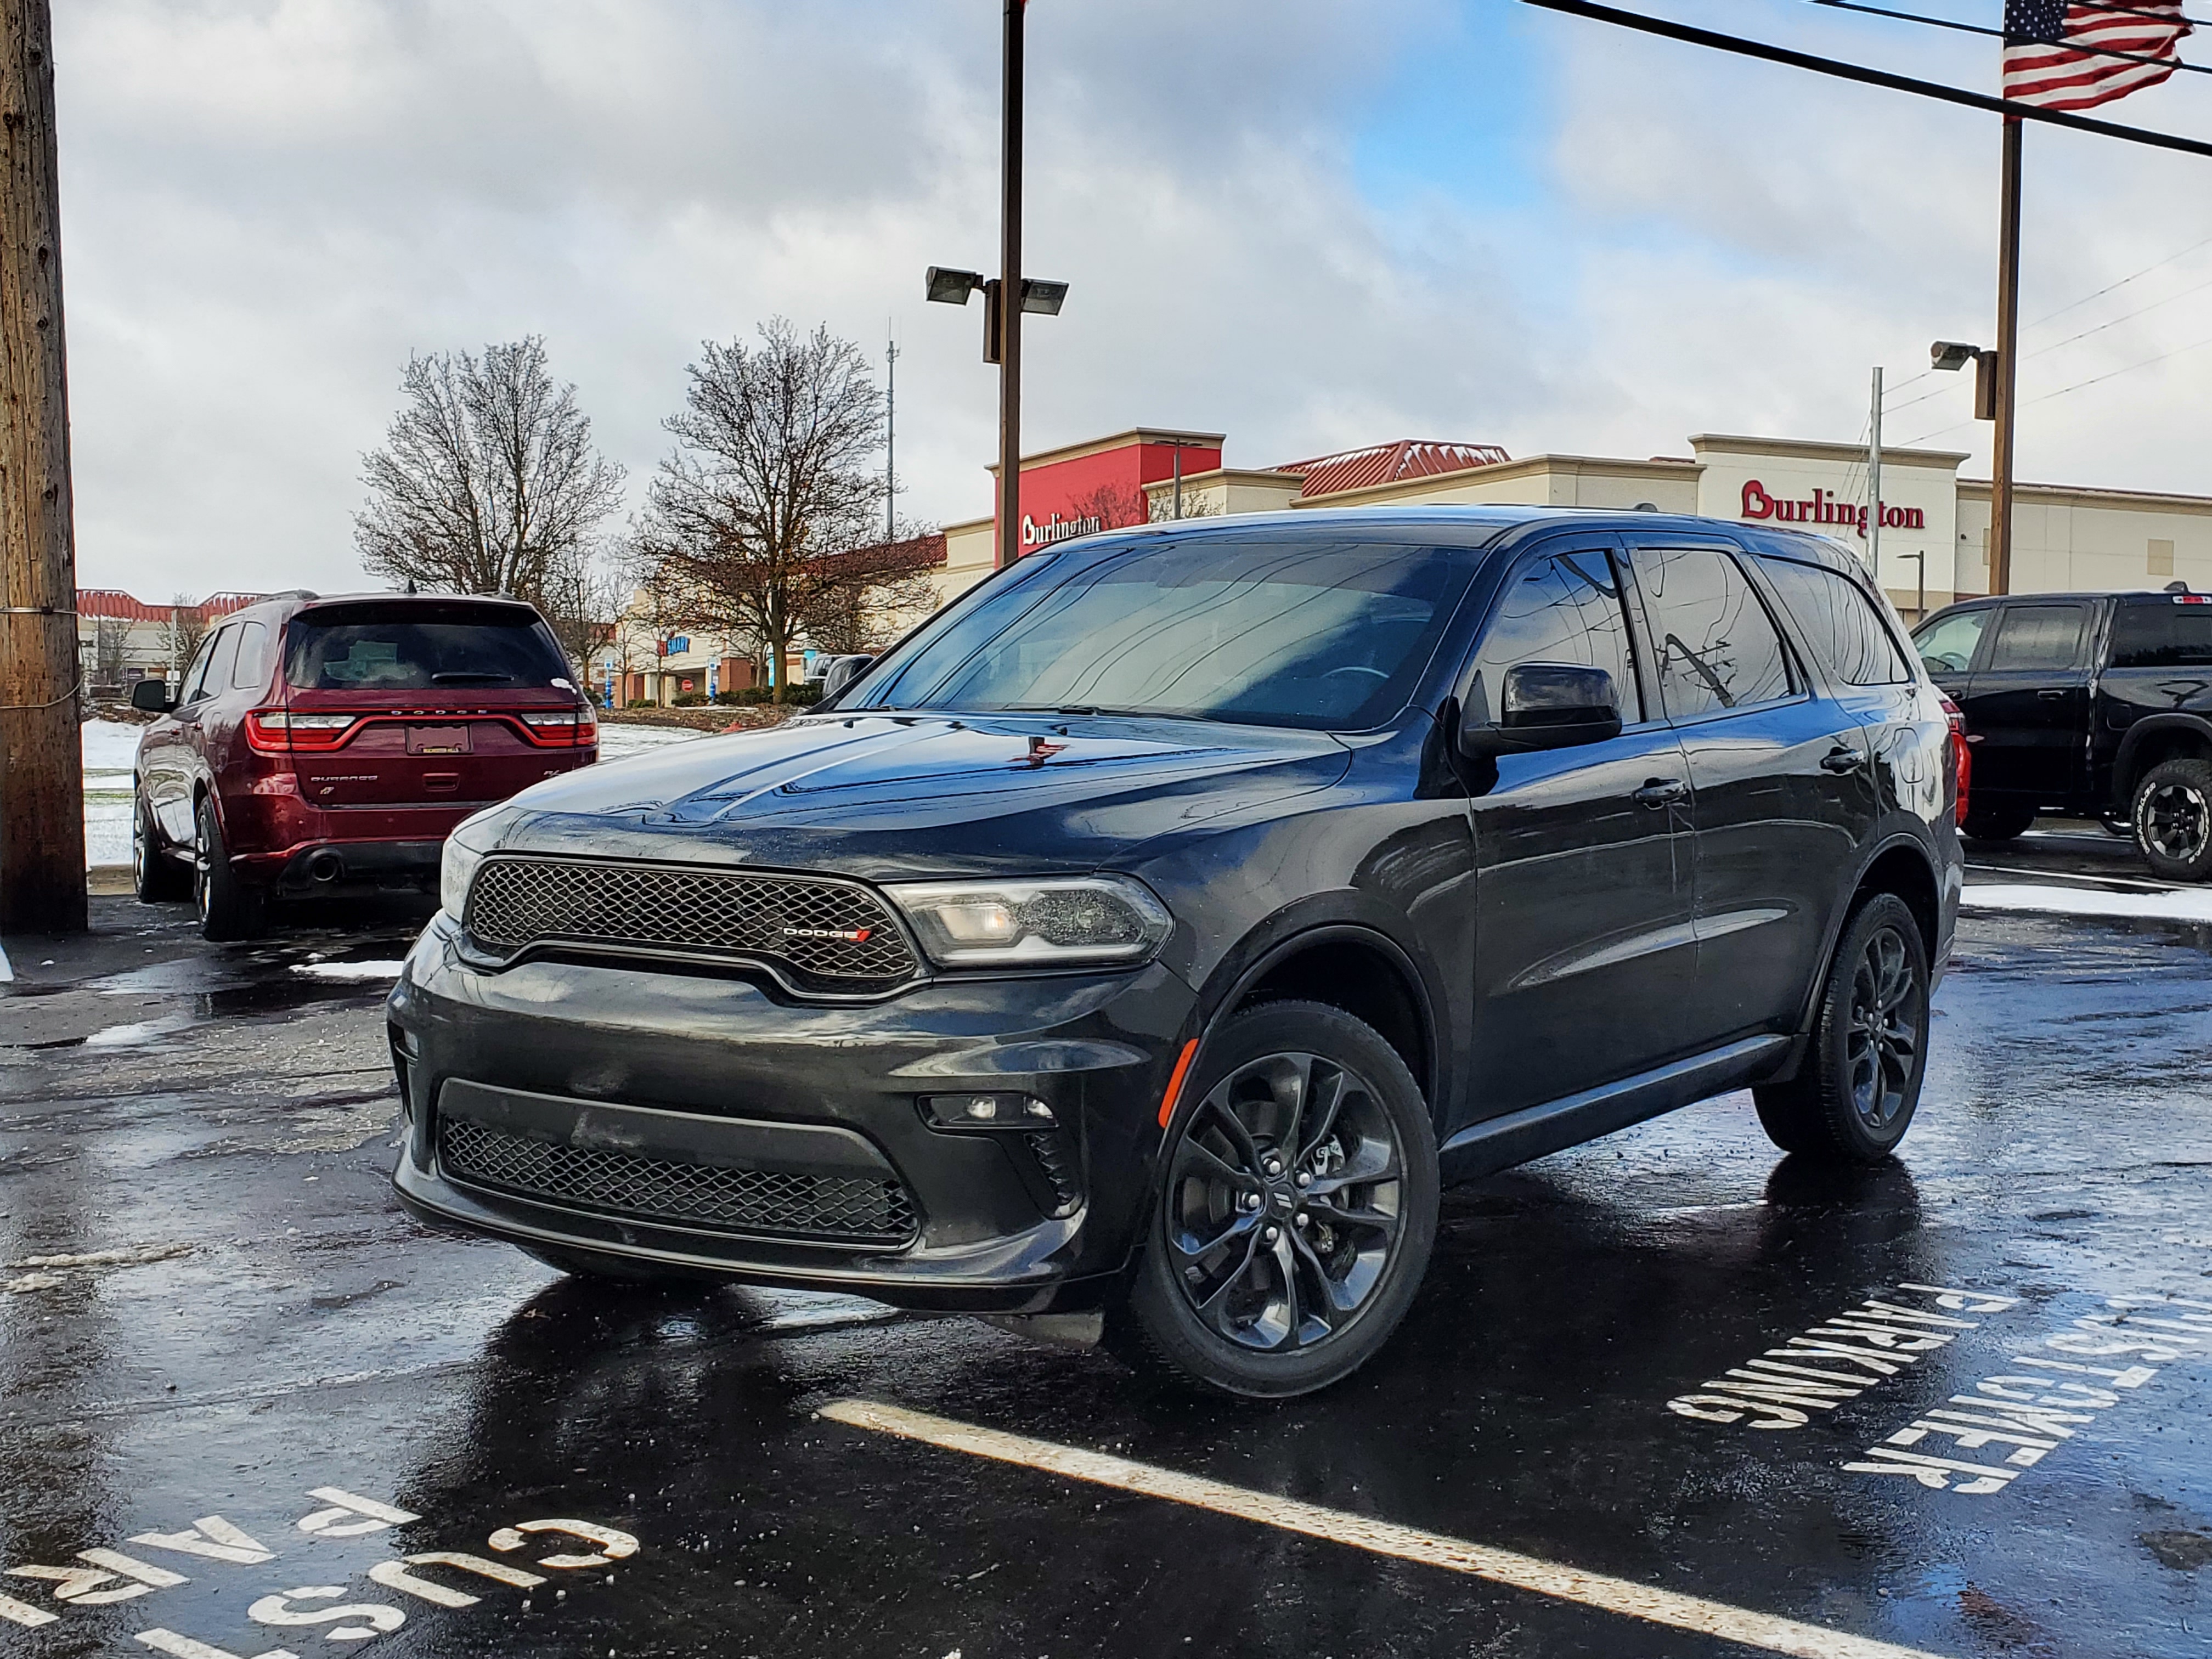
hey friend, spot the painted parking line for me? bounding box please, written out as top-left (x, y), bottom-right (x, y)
top-left (819, 1398), bottom-right (1943, 1659)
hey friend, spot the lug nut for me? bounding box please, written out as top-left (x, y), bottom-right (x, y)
top-left (1263, 1226), bottom-right (1280, 1244)
top-left (1295, 1171), bottom-right (1312, 1188)
top-left (1294, 1212), bottom-right (1309, 1229)
top-left (1263, 1158), bottom-right (1283, 1177)
top-left (1240, 1192), bottom-right (1261, 1211)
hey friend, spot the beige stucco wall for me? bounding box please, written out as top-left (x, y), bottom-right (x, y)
top-left (1956, 484), bottom-right (2212, 599)
top-left (935, 516), bottom-right (996, 606)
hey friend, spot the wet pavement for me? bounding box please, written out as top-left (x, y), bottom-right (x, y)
top-left (1, 828), bottom-right (2208, 1659)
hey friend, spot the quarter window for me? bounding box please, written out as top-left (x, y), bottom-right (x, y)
top-left (1985, 604), bottom-right (2087, 672)
top-left (230, 620), bottom-right (271, 690)
top-left (1629, 545), bottom-right (1795, 719)
top-left (1467, 548), bottom-right (1642, 724)
top-left (2110, 602), bottom-right (2212, 669)
top-left (1758, 557), bottom-right (1913, 686)
top-left (177, 629), bottom-right (222, 703)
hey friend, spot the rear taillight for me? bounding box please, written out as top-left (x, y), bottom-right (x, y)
top-left (245, 710), bottom-right (358, 753)
top-left (1939, 693), bottom-right (1971, 827)
top-left (517, 708), bottom-right (596, 747)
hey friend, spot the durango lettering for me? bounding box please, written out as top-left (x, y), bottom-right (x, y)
top-left (1741, 479), bottom-right (1924, 539)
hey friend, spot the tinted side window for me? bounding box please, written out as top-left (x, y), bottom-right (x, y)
top-left (1629, 545), bottom-right (1794, 719)
top-left (1985, 603), bottom-right (2087, 672)
top-left (2111, 601), bottom-right (2212, 668)
top-left (1468, 548), bottom-right (1641, 724)
top-left (1758, 557), bottom-right (1912, 686)
top-left (197, 627), bottom-right (240, 700)
top-left (230, 620), bottom-right (271, 690)
top-left (1912, 608), bottom-right (1991, 675)
top-left (177, 630), bottom-right (222, 703)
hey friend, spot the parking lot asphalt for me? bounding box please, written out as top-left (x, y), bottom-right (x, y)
top-left (1, 830), bottom-right (2208, 1659)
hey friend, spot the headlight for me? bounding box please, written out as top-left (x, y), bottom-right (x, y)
top-left (440, 810), bottom-right (509, 922)
top-left (884, 876), bottom-right (1172, 968)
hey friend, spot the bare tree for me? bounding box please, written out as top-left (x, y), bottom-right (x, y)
top-left (92, 618), bottom-right (128, 692)
top-left (168, 595), bottom-right (208, 679)
top-left (638, 320), bottom-right (910, 702)
top-left (798, 532), bottom-right (943, 654)
top-left (536, 538), bottom-right (627, 679)
top-left (1148, 487), bottom-right (1221, 523)
top-left (355, 337), bottom-right (626, 608)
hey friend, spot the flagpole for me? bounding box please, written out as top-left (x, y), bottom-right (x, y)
top-left (996, 0), bottom-right (1025, 572)
top-left (1989, 114), bottom-right (2023, 597)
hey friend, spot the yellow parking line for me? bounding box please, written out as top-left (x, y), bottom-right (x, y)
top-left (821, 1398), bottom-right (1944, 1659)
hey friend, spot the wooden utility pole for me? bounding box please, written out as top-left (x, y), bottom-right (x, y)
top-left (0, 0), bottom-right (85, 935)
top-left (1988, 115), bottom-right (2024, 597)
top-left (995, 0), bottom-right (1025, 572)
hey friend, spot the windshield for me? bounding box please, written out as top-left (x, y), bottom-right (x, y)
top-left (284, 601), bottom-right (573, 692)
top-left (853, 534), bottom-right (1480, 730)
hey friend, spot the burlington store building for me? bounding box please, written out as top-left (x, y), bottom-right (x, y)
top-left (934, 428), bottom-right (2212, 622)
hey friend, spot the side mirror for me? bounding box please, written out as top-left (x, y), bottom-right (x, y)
top-left (130, 678), bottom-right (176, 713)
top-left (1458, 664), bottom-right (1622, 757)
top-left (821, 654), bottom-right (873, 697)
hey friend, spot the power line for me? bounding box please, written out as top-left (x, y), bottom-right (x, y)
top-left (2023, 232), bottom-right (2212, 330)
top-left (2026, 268), bottom-right (2212, 356)
top-left (2021, 330), bottom-right (2212, 405)
top-left (1809, 0), bottom-right (2212, 80)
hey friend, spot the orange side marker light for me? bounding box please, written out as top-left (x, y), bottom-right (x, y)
top-left (1156, 1038), bottom-right (1200, 1129)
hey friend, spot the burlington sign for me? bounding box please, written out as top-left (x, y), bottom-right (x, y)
top-left (1741, 480), bottom-right (1925, 540)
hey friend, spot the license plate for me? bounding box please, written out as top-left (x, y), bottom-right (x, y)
top-left (407, 725), bottom-right (472, 755)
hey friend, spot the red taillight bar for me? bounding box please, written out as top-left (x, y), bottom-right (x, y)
top-left (516, 708), bottom-right (598, 747)
top-left (245, 709), bottom-right (359, 753)
top-left (1939, 693), bottom-right (1971, 828)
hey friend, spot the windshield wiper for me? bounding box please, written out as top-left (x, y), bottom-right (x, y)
top-left (431, 672), bottom-right (517, 685)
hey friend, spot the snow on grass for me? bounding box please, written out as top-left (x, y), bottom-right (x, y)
top-left (1961, 882), bottom-right (2212, 925)
top-left (83, 720), bottom-right (141, 868)
top-left (596, 723), bottom-right (708, 760)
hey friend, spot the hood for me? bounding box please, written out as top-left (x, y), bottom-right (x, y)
top-left (483, 712), bottom-right (1352, 881)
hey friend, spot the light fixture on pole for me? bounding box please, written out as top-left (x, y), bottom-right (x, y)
top-left (1930, 339), bottom-right (1998, 421)
top-left (922, 1), bottom-right (1069, 571)
top-left (1932, 338), bottom-right (2000, 594)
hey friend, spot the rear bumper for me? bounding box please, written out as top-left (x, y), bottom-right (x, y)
top-left (385, 913), bottom-right (1195, 1312)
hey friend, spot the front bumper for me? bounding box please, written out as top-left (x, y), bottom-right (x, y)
top-left (386, 912), bottom-right (1195, 1312)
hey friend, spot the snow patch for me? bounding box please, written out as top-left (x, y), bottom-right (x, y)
top-left (1960, 882), bottom-right (2212, 925)
top-left (290, 960), bottom-right (407, 982)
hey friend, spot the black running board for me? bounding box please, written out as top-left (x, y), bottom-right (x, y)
top-left (1439, 1034), bottom-right (1791, 1181)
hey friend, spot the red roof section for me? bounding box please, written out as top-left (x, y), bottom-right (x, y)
top-left (1274, 439), bottom-right (1511, 500)
top-left (78, 589), bottom-right (271, 623)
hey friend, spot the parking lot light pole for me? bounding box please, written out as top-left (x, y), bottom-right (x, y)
top-left (925, 2), bottom-right (1068, 571)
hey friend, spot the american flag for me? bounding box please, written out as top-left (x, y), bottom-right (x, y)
top-left (2004, 1), bottom-right (2194, 111)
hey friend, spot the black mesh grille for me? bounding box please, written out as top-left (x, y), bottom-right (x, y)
top-left (439, 1118), bottom-right (917, 1244)
top-left (465, 857), bottom-right (917, 984)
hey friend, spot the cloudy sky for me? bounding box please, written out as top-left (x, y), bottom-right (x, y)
top-left (57, 0), bottom-right (2212, 601)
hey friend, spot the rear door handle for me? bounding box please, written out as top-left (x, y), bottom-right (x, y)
top-left (2036, 689), bottom-right (2068, 700)
top-left (1819, 747), bottom-right (1866, 774)
top-left (1633, 778), bottom-right (1687, 808)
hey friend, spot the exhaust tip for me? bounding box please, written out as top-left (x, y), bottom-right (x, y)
top-left (307, 850), bottom-right (344, 883)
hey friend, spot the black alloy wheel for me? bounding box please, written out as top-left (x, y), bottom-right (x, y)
top-left (194, 796), bottom-right (266, 941)
top-left (1754, 893), bottom-right (1930, 1165)
top-left (2134, 758), bottom-right (2212, 882)
top-left (1119, 1000), bottom-right (1438, 1398)
top-left (133, 791), bottom-right (189, 902)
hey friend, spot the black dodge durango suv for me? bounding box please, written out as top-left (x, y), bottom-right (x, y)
top-left (388, 507), bottom-right (1962, 1397)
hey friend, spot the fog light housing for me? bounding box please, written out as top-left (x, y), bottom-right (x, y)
top-left (921, 1093), bottom-right (1057, 1130)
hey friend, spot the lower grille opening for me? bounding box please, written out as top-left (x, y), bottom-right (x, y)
top-left (439, 1118), bottom-right (917, 1246)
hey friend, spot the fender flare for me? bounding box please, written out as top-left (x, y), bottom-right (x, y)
top-left (1788, 828), bottom-right (1942, 1043)
top-left (2110, 713), bottom-right (2212, 812)
top-left (1183, 903), bottom-right (1448, 1134)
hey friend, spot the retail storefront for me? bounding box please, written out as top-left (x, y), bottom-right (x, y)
top-left (936, 427), bottom-right (2212, 622)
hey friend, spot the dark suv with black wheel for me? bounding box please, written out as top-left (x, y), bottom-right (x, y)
top-left (1911, 589), bottom-right (2212, 879)
top-left (388, 507), bottom-right (1961, 1397)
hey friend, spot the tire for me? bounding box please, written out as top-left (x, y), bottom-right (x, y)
top-left (1962, 803), bottom-right (2035, 843)
top-left (194, 795), bottom-right (266, 941)
top-left (1753, 893), bottom-right (1931, 1165)
top-left (2132, 758), bottom-right (2212, 883)
top-left (132, 790), bottom-right (190, 902)
top-left (1116, 1000), bottom-right (1439, 1400)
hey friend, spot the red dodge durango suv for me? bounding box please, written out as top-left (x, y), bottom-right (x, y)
top-left (131, 591), bottom-right (598, 939)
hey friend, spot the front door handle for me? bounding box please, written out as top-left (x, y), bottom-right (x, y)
top-left (1819, 747), bottom-right (1866, 774)
top-left (1633, 777), bottom-right (1687, 808)
top-left (2036, 689), bottom-right (2068, 700)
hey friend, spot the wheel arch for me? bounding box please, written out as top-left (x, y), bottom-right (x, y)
top-left (1197, 918), bottom-right (1443, 1130)
top-left (1786, 833), bottom-right (1942, 1049)
top-left (2112, 714), bottom-right (2212, 812)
